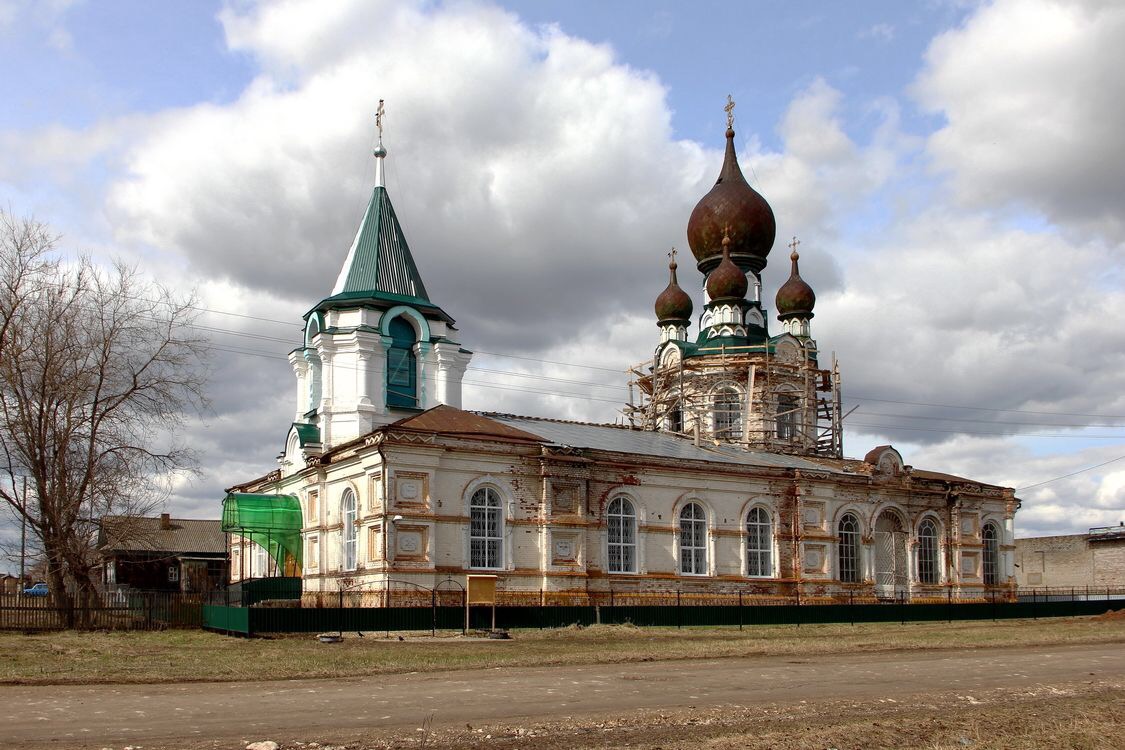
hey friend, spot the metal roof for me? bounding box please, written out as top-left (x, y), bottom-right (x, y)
top-left (98, 516), bottom-right (227, 555)
top-left (482, 413), bottom-right (846, 473)
top-left (330, 186), bottom-right (430, 301)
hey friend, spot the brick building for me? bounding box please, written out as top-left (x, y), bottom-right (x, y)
top-left (224, 107), bottom-right (1019, 604)
top-left (1015, 524), bottom-right (1125, 589)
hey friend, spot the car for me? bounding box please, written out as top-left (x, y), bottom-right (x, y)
top-left (22, 582), bottom-right (48, 597)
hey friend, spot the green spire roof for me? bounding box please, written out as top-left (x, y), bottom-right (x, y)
top-left (330, 185), bottom-right (430, 303)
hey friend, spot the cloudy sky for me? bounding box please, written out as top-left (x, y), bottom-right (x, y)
top-left (2, 0), bottom-right (1124, 560)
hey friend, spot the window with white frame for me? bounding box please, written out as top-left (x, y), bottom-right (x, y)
top-left (341, 488), bottom-right (357, 571)
top-left (712, 388), bottom-right (742, 440)
top-left (838, 513), bottom-right (860, 583)
top-left (607, 496), bottom-right (637, 573)
top-left (679, 502), bottom-right (708, 575)
top-left (470, 487), bottom-right (503, 569)
top-left (917, 518), bottom-right (939, 584)
top-left (746, 507), bottom-right (772, 577)
top-left (982, 522), bottom-right (1000, 585)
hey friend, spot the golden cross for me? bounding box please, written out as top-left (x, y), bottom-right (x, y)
top-left (788, 235), bottom-right (801, 253)
top-left (724, 94), bottom-right (735, 128)
top-left (375, 99), bottom-right (386, 142)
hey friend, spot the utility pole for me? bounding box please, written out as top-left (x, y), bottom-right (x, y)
top-left (19, 477), bottom-right (27, 585)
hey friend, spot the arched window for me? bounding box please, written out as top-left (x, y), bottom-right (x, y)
top-left (679, 502), bottom-right (708, 575)
top-left (746, 507), bottom-right (773, 577)
top-left (713, 388), bottom-right (742, 440)
top-left (838, 513), bottom-right (860, 583)
top-left (917, 518), bottom-right (939, 584)
top-left (470, 487), bottom-right (503, 569)
top-left (607, 496), bottom-right (637, 574)
top-left (776, 393), bottom-right (799, 440)
top-left (341, 489), bottom-right (357, 572)
top-left (386, 316), bottom-right (418, 408)
top-left (982, 522), bottom-right (1000, 585)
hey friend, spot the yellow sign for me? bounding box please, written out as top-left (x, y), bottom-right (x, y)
top-left (466, 574), bottom-right (497, 605)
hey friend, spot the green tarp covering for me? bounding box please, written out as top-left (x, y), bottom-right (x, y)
top-left (222, 493), bottom-right (303, 575)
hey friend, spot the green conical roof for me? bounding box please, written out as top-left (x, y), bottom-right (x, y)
top-left (329, 185), bottom-right (430, 303)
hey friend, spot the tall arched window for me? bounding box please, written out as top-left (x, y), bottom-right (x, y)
top-left (341, 489), bottom-right (357, 572)
top-left (713, 388), bottom-right (742, 439)
top-left (917, 518), bottom-right (939, 584)
top-left (746, 507), bottom-right (773, 577)
top-left (607, 496), bottom-right (637, 574)
top-left (776, 393), bottom-right (799, 440)
top-left (838, 513), bottom-right (860, 583)
top-left (679, 502), bottom-right (708, 575)
top-left (667, 403), bottom-right (683, 433)
top-left (386, 316), bottom-right (418, 408)
top-left (470, 487), bottom-right (503, 569)
top-left (982, 522), bottom-right (1000, 585)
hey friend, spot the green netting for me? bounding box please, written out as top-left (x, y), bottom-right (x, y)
top-left (222, 493), bottom-right (303, 575)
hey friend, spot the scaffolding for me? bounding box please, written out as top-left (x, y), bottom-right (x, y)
top-left (625, 341), bottom-right (843, 458)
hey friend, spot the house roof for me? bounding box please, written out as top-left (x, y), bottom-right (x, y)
top-left (98, 516), bottom-right (226, 556)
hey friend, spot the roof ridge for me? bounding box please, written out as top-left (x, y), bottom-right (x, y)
top-left (475, 411), bottom-right (639, 431)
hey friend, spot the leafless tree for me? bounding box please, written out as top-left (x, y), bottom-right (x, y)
top-left (0, 210), bottom-right (208, 626)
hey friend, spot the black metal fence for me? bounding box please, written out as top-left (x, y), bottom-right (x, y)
top-left (203, 586), bottom-right (1125, 637)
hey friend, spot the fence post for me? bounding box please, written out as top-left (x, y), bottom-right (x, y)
top-left (431, 588), bottom-right (437, 638)
top-left (900, 589), bottom-right (905, 625)
top-left (738, 590), bottom-right (743, 631)
top-left (850, 590), bottom-right (854, 626)
top-left (677, 590), bottom-right (681, 629)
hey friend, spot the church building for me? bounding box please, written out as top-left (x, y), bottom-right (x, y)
top-left (225, 103), bottom-right (1018, 605)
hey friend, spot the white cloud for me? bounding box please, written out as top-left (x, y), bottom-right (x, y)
top-left (914, 0), bottom-right (1125, 239)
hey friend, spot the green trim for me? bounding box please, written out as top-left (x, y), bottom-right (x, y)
top-left (290, 422), bottom-right (321, 447)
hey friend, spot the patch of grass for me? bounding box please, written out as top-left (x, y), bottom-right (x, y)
top-left (1, 616), bottom-right (1123, 686)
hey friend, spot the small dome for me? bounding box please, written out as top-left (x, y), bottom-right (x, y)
top-left (775, 249), bottom-right (816, 319)
top-left (655, 254), bottom-right (693, 322)
top-left (687, 126), bottom-right (776, 273)
top-left (706, 234), bottom-right (748, 301)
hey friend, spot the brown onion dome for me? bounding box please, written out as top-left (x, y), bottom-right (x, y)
top-left (706, 234), bottom-right (748, 301)
top-left (655, 253), bottom-right (693, 322)
top-left (687, 126), bottom-right (776, 273)
top-left (775, 249), bottom-right (816, 319)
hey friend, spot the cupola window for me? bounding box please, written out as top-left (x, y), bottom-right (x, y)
top-left (713, 388), bottom-right (742, 440)
top-left (386, 316), bottom-right (418, 408)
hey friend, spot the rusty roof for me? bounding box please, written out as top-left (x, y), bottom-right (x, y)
top-left (98, 516), bottom-right (227, 556)
top-left (391, 405), bottom-right (547, 443)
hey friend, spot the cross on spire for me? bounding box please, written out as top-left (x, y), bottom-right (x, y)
top-left (724, 94), bottom-right (735, 128)
top-left (788, 235), bottom-right (801, 253)
top-left (375, 99), bottom-right (386, 145)
top-left (668, 248), bottom-right (677, 262)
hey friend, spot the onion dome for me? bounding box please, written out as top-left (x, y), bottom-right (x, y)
top-left (775, 248), bottom-right (816, 319)
top-left (655, 251), bottom-right (693, 322)
top-left (687, 126), bottom-right (776, 273)
top-left (706, 233), bottom-right (748, 301)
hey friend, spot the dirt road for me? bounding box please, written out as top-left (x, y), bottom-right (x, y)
top-left (2, 642), bottom-right (1121, 749)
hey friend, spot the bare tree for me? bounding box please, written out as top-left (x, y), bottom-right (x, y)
top-left (0, 210), bottom-right (208, 626)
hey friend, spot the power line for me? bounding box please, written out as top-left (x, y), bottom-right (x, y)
top-left (1015, 454), bottom-right (1125, 491)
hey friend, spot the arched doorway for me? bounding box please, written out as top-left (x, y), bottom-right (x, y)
top-left (874, 510), bottom-right (908, 599)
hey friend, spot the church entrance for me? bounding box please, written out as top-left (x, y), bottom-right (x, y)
top-left (874, 510), bottom-right (908, 599)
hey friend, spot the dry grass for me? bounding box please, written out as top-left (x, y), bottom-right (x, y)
top-left (1, 615), bottom-right (1123, 686)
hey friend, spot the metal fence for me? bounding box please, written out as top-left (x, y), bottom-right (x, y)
top-left (0, 591), bottom-right (211, 631)
top-left (203, 586), bottom-right (1125, 637)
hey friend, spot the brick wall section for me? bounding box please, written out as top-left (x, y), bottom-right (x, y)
top-left (1015, 534), bottom-right (1125, 588)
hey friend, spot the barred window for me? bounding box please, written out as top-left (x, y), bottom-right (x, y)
top-left (607, 497), bottom-right (637, 574)
top-left (470, 487), bottom-right (503, 569)
top-left (679, 502), bottom-right (708, 575)
top-left (838, 513), bottom-right (860, 583)
top-left (341, 489), bottom-right (357, 572)
top-left (982, 522), bottom-right (1000, 585)
top-left (917, 518), bottom-right (939, 584)
top-left (713, 388), bottom-right (742, 440)
top-left (746, 507), bottom-right (773, 577)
